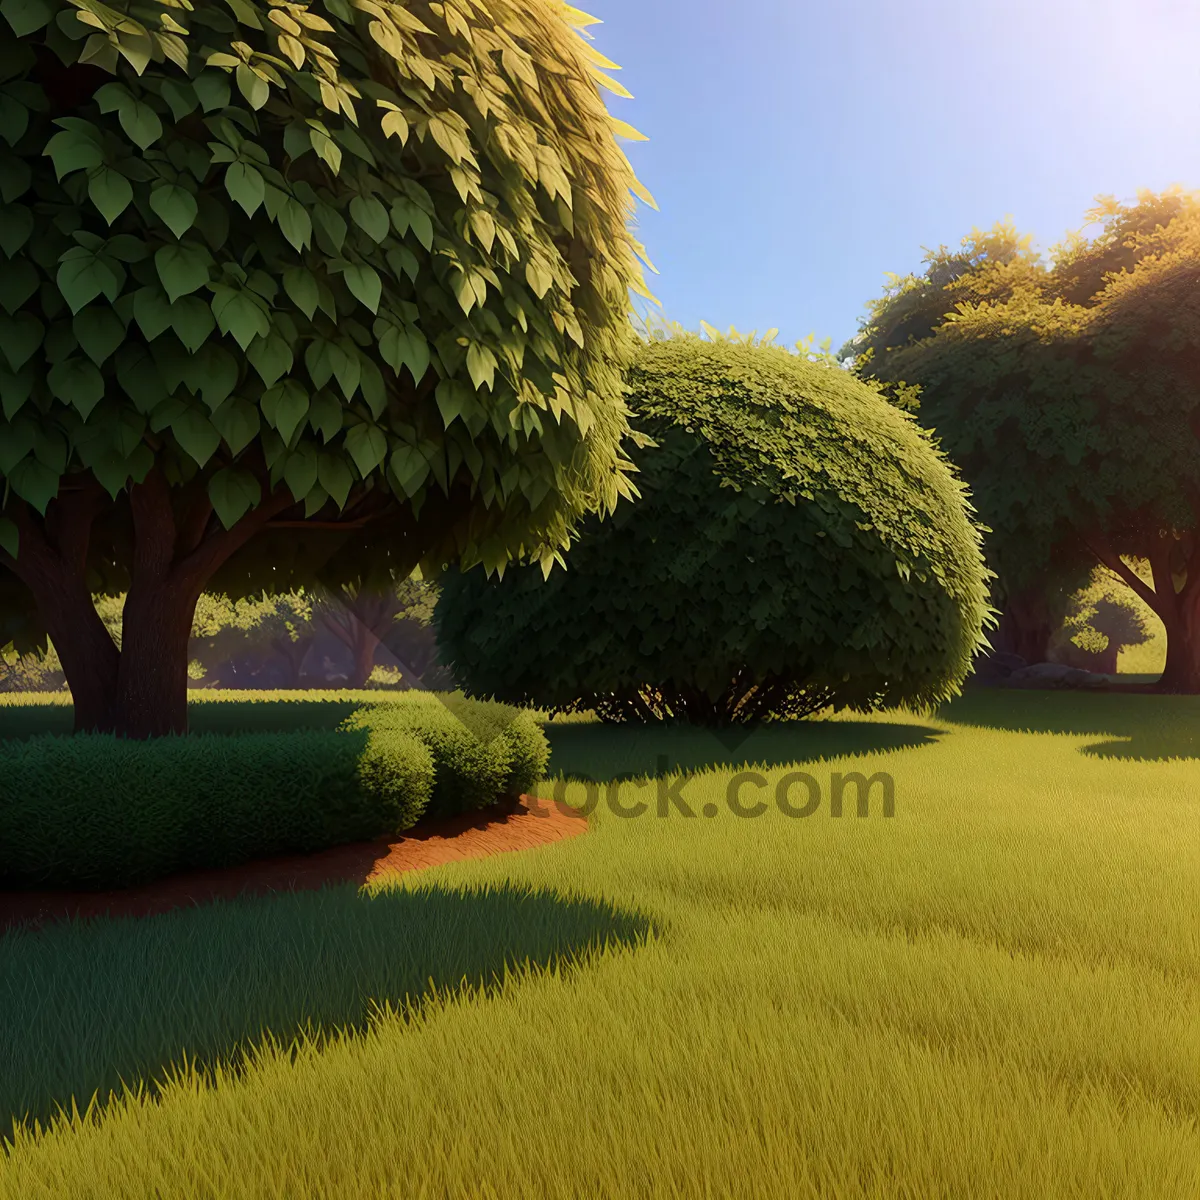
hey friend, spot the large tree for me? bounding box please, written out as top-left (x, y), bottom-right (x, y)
top-left (0, 0), bottom-right (657, 735)
top-left (868, 192), bottom-right (1200, 688)
top-left (842, 194), bottom-right (1198, 665)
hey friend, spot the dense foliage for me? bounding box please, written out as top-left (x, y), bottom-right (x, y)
top-left (0, 0), bottom-right (656, 736)
top-left (0, 690), bottom-right (548, 887)
top-left (0, 724), bottom-right (434, 887)
top-left (856, 192), bottom-right (1200, 687)
top-left (436, 332), bottom-right (992, 724)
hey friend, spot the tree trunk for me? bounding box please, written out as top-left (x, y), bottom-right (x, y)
top-left (0, 488), bottom-right (120, 732)
top-left (349, 622), bottom-right (380, 688)
top-left (113, 578), bottom-right (202, 737)
top-left (1155, 591), bottom-right (1200, 691)
top-left (992, 587), bottom-right (1056, 663)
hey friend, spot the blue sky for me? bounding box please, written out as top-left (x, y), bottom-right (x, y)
top-left (586, 0), bottom-right (1200, 351)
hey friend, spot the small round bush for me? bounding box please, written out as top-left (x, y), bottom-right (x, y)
top-left (436, 335), bottom-right (992, 724)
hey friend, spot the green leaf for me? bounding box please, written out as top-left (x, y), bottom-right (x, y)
top-left (212, 286), bottom-right (270, 350)
top-left (465, 341), bottom-right (497, 390)
top-left (342, 262), bottom-right (381, 313)
top-left (0, 417), bottom-right (34, 472)
top-left (0, 154), bottom-right (30, 202)
top-left (117, 98), bottom-right (162, 150)
top-left (358, 356), bottom-right (385, 420)
top-left (87, 167), bottom-right (134, 225)
top-left (388, 443), bottom-right (429, 497)
top-left (184, 343), bottom-right (239, 410)
top-left (171, 407), bottom-right (221, 466)
top-left (409, 207), bottom-right (433, 251)
top-left (159, 80), bottom-right (198, 123)
top-left (155, 242), bottom-right (212, 303)
top-left (246, 332), bottom-right (294, 386)
top-left (235, 63), bottom-right (270, 110)
top-left (282, 441), bottom-right (318, 501)
top-left (277, 198), bottom-right (312, 251)
top-left (317, 451), bottom-right (353, 508)
top-left (0, 94), bottom-right (28, 148)
top-left (47, 356), bottom-right (104, 417)
top-left (0, 310), bottom-right (44, 370)
top-left (132, 285), bottom-right (173, 341)
top-left (312, 203), bottom-right (347, 254)
top-left (328, 340), bottom-right (361, 400)
top-left (193, 71), bottom-right (231, 113)
top-left (7, 455), bottom-right (58, 513)
top-left (385, 244), bottom-right (420, 284)
top-left (307, 389), bottom-right (343, 442)
top-left (149, 184), bottom-right (198, 239)
top-left (0, 259), bottom-right (38, 315)
top-left (208, 465), bottom-right (261, 529)
top-left (435, 378), bottom-right (471, 428)
top-left (303, 482), bottom-right (329, 516)
top-left (57, 247), bottom-right (122, 314)
top-left (116, 344), bottom-right (168, 413)
top-left (308, 123), bottom-right (341, 174)
top-left (261, 379), bottom-right (309, 443)
top-left (0, 0), bottom-right (53, 36)
top-left (73, 306), bottom-right (127, 366)
top-left (0, 359), bottom-right (34, 418)
top-left (211, 396), bottom-right (260, 455)
top-left (349, 194), bottom-right (389, 244)
top-left (0, 203), bottom-right (33, 256)
top-left (43, 128), bottom-right (102, 179)
top-left (225, 162), bottom-right (265, 217)
top-left (378, 323), bottom-right (430, 385)
top-left (169, 295), bottom-right (216, 353)
top-left (0, 515), bottom-right (17, 558)
top-left (283, 266), bottom-right (319, 320)
top-left (344, 422), bottom-right (387, 476)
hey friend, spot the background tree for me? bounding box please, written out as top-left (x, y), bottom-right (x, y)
top-left (0, 0), bottom-right (656, 736)
top-left (1050, 566), bottom-right (1155, 676)
top-left (842, 194), bottom-right (1198, 665)
top-left (873, 192), bottom-right (1200, 688)
top-left (436, 331), bottom-right (992, 725)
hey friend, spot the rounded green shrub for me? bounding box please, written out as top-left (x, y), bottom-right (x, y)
top-left (351, 692), bottom-right (548, 817)
top-left (436, 334), bottom-right (993, 724)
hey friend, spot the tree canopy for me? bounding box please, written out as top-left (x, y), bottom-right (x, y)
top-left (0, 0), bottom-right (657, 734)
top-left (854, 191), bottom-right (1200, 687)
top-left (436, 330), bottom-right (992, 724)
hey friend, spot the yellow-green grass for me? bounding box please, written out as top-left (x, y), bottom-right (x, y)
top-left (2, 694), bottom-right (1198, 1198)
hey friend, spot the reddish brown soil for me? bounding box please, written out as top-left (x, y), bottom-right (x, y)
top-left (0, 795), bottom-right (587, 933)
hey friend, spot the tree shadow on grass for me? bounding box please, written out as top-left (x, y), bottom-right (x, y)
top-left (938, 691), bottom-right (1200, 762)
top-left (543, 719), bottom-right (943, 784)
top-left (0, 882), bottom-right (652, 1140)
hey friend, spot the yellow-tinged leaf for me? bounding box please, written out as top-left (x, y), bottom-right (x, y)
top-left (290, 8), bottom-right (334, 31)
top-left (560, 5), bottom-right (602, 28)
top-left (630, 176), bottom-right (658, 211)
top-left (589, 68), bottom-right (633, 100)
top-left (368, 17), bottom-right (405, 60)
top-left (277, 33), bottom-right (305, 67)
top-left (380, 109), bottom-right (409, 142)
top-left (268, 8), bottom-right (301, 33)
top-left (609, 117), bottom-right (648, 142)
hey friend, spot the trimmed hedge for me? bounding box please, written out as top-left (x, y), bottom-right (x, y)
top-left (0, 727), bottom-right (433, 890)
top-left (348, 695), bottom-right (550, 820)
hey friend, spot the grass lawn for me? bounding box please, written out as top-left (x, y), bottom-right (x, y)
top-left (1, 691), bottom-right (1197, 1198)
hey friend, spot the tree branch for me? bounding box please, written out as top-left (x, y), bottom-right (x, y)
top-left (1080, 530), bottom-right (1161, 613)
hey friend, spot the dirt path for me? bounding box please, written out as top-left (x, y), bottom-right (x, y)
top-left (0, 795), bottom-right (586, 933)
